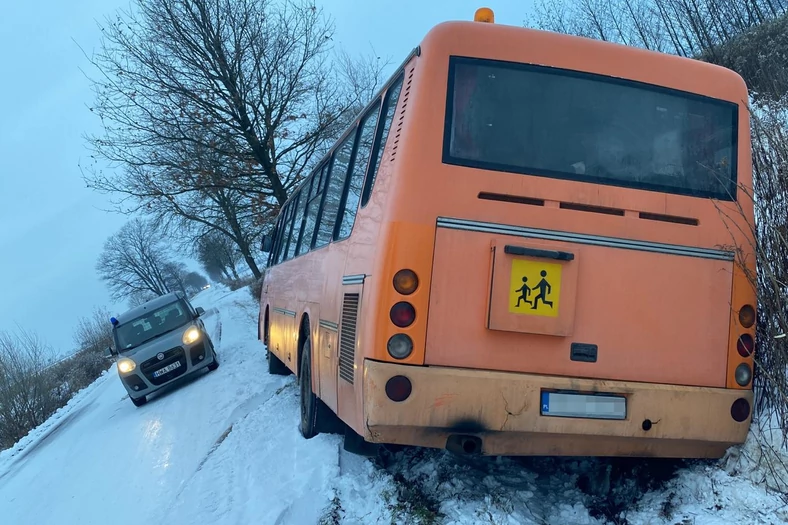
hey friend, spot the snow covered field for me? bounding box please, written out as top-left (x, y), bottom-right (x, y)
top-left (0, 286), bottom-right (786, 525)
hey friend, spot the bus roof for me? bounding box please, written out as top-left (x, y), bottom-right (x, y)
top-left (275, 18), bottom-right (748, 212)
top-left (419, 20), bottom-right (747, 99)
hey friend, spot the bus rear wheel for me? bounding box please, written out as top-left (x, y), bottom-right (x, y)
top-left (298, 338), bottom-right (345, 439)
top-left (299, 339), bottom-right (319, 439)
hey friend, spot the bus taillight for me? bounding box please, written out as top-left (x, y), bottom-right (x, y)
top-left (387, 334), bottom-right (414, 359)
top-left (393, 269), bottom-right (419, 295)
top-left (738, 305), bottom-right (755, 328)
top-left (737, 334), bottom-right (755, 357)
top-left (731, 398), bottom-right (751, 422)
top-left (734, 363), bottom-right (752, 387)
top-left (385, 376), bottom-right (412, 402)
top-left (390, 302), bottom-right (416, 328)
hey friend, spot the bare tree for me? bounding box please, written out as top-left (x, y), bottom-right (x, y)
top-left (196, 230), bottom-right (243, 281)
top-left (0, 329), bottom-right (62, 449)
top-left (81, 0), bottom-right (388, 277)
top-left (73, 306), bottom-right (114, 354)
top-left (162, 260), bottom-right (191, 296)
top-left (527, 0), bottom-right (788, 102)
top-left (183, 271), bottom-right (209, 294)
top-left (96, 218), bottom-right (176, 303)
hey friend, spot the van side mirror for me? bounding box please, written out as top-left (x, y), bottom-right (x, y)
top-left (195, 306), bottom-right (205, 317)
top-left (260, 234), bottom-right (273, 252)
top-left (104, 347), bottom-right (116, 358)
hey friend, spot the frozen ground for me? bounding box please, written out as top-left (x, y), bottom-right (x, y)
top-left (0, 286), bottom-right (786, 524)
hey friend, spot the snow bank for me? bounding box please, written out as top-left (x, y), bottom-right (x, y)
top-left (0, 367), bottom-right (112, 474)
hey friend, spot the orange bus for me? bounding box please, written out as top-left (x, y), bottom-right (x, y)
top-left (258, 9), bottom-right (757, 458)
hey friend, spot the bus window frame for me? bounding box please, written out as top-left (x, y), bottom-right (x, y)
top-left (361, 73), bottom-right (405, 208)
top-left (292, 174), bottom-right (317, 256)
top-left (263, 57), bottom-right (414, 269)
top-left (441, 55), bottom-right (740, 201)
top-left (334, 102), bottom-right (383, 242)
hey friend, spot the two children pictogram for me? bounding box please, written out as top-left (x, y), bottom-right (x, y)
top-left (514, 270), bottom-right (553, 310)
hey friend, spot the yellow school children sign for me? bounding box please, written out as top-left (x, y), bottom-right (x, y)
top-left (508, 259), bottom-right (562, 317)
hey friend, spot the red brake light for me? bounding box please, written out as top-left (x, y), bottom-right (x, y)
top-left (737, 334), bottom-right (755, 357)
top-left (390, 302), bottom-right (415, 328)
top-left (385, 376), bottom-right (412, 402)
top-left (731, 398), bottom-right (750, 422)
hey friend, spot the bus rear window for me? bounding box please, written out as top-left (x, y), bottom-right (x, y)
top-left (444, 56), bottom-right (738, 200)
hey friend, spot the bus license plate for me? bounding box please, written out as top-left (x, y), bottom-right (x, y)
top-left (540, 391), bottom-right (626, 420)
top-left (153, 361), bottom-right (181, 378)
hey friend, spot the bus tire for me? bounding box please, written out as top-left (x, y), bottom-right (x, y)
top-left (267, 350), bottom-right (290, 375)
top-left (299, 338), bottom-right (319, 439)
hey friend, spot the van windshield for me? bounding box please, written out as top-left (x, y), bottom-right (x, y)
top-left (115, 300), bottom-right (190, 351)
top-left (444, 56), bottom-right (739, 200)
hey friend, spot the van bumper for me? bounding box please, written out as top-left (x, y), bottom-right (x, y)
top-left (362, 359), bottom-right (752, 458)
top-left (120, 343), bottom-right (216, 399)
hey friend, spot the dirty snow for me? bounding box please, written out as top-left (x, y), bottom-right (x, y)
top-left (0, 286), bottom-right (786, 525)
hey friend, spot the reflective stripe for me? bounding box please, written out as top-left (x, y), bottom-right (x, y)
top-left (436, 217), bottom-right (734, 261)
top-left (319, 320), bottom-right (339, 332)
top-left (273, 307), bottom-right (296, 318)
top-left (343, 274), bottom-right (366, 285)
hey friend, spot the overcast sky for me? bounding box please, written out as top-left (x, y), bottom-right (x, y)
top-left (0, 0), bottom-right (530, 355)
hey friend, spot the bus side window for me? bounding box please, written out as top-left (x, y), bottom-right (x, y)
top-left (289, 176), bottom-right (313, 258)
top-left (361, 74), bottom-right (404, 207)
top-left (297, 165), bottom-right (326, 256)
top-left (314, 130), bottom-right (355, 248)
top-left (273, 203), bottom-right (291, 265)
top-left (337, 103), bottom-right (381, 240)
top-left (280, 194), bottom-right (301, 263)
top-left (266, 214), bottom-right (283, 267)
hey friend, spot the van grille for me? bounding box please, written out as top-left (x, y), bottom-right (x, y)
top-left (140, 346), bottom-right (187, 385)
top-left (339, 293), bottom-right (359, 384)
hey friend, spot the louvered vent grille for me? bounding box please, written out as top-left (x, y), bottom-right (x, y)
top-left (338, 293), bottom-right (359, 384)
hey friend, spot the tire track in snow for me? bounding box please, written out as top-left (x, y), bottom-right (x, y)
top-left (162, 381), bottom-right (339, 525)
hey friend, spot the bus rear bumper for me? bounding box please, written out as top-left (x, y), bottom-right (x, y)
top-left (362, 360), bottom-right (753, 458)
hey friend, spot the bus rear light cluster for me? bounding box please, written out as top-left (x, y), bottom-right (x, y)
top-left (388, 269), bottom-right (419, 359)
top-left (385, 375), bottom-right (412, 402)
top-left (734, 363), bottom-right (752, 387)
top-left (731, 398), bottom-right (751, 422)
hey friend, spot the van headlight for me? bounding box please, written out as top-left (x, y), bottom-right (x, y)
top-left (182, 326), bottom-right (201, 345)
top-left (117, 358), bottom-right (136, 374)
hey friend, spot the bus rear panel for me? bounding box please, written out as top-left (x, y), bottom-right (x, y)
top-left (360, 21), bottom-right (755, 458)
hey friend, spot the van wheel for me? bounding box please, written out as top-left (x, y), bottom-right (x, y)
top-left (207, 350), bottom-right (219, 371)
top-left (131, 396), bottom-right (147, 407)
top-left (268, 349), bottom-right (290, 376)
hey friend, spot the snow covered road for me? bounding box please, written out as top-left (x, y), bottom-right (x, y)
top-left (0, 286), bottom-right (786, 525)
top-left (0, 287), bottom-right (343, 525)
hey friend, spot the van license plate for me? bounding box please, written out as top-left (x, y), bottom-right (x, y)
top-left (153, 361), bottom-right (181, 378)
top-left (540, 391), bottom-right (626, 420)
